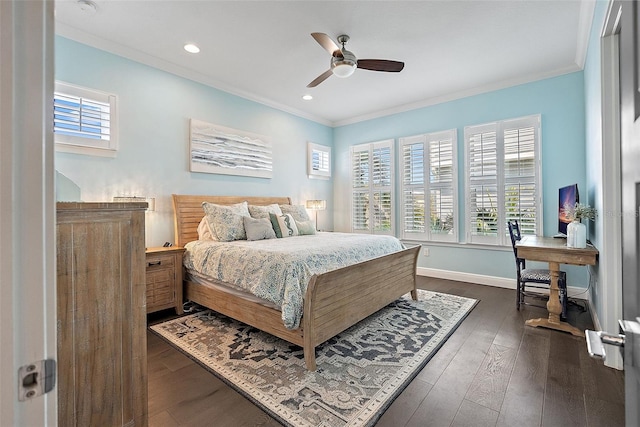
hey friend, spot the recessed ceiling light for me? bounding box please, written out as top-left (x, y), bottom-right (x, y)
top-left (184, 44), bottom-right (200, 54)
top-left (77, 0), bottom-right (97, 15)
top-left (302, 94), bottom-right (313, 101)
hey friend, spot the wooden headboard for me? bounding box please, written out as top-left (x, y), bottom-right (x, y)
top-left (171, 194), bottom-right (292, 247)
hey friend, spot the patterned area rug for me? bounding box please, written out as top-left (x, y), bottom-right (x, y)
top-left (150, 290), bottom-right (477, 427)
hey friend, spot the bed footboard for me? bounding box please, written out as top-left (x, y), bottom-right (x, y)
top-left (183, 244), bottom-right (419, 371)
top-left (302, 245), bottom-right (420, 370)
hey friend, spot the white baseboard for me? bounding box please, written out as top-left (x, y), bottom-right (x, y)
top-left (586, 297), bottom-right (602, 331)
top-left (417, 267), bottom-right (588, 299)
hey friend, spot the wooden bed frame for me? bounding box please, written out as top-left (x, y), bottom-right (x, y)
top-left (172, 194), bottom-right (420, 370)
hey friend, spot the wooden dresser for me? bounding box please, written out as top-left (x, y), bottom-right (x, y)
top-left (56, 202), bottom-right (148, 427)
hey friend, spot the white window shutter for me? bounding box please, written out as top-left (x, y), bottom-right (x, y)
top-left (307, 142), bottom-right (331, 178)
top-left (350, 140), bottom-right (394, 234)
top-left (427, 130), bottom-right (457, 241)
top-left (401, 135), bottom-right (427, 239)
top-left (466, 125), bottom-right (499, 244)
top-left (502, 117), bottom-right (540, 238)
top-left (465, 115), bottom-right (541, 245)
top-left (54, 81), bottom-right (118, 157)
top-left (400, 130), bottom-right (457, 242)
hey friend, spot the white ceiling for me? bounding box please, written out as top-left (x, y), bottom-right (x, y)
top-left (54, 0), bottom-right (594, 126)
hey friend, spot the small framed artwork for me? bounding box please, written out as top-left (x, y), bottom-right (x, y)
top-left (189, 119), bottom-right (273, 179)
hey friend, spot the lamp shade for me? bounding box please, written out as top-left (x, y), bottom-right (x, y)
top-left (306, 200), bottom-right (326, 210)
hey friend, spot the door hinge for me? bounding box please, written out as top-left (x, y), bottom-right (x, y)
top-left (18, 359), bottom-right (56, 401)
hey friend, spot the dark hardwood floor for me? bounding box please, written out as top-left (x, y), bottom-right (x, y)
top-left (147, 277), bottom-right (625, 427)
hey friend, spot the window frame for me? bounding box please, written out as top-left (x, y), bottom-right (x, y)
top-left (399, 129), bottom-right (458, 243)
top-left (54, 81), bottom-right (118, 157)
top-left (350, 139), bottom-right (395, 235)
top-left (307, 141), bottom-right (331, 179)
top-left (464, 114), bottom-right (542, 246)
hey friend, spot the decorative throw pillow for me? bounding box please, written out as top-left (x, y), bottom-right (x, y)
top-left (202, 201), bottom-right (250, 242)
top-left (248, 203), bottom-right (283, 219)
top-left (243, 216), bottom-right (276, 241)
top-left (295, 219), bottom-right (316, 235)
top-left (269, 213), bottom-right (299, 238)
top-left (197, 217), bottom-right (216, 241)
top-left (279, 204), bottom-right (311, 222)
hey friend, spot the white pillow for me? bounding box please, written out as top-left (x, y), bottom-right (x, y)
top-left (295, 219), bottom-right (316, 235)
top-left (197, 217), bottom-right (216, 241)
top-left (243, 216), bottom-right (276, 241)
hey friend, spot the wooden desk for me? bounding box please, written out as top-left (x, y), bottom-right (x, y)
top-left (515, 235), bottom-right (599, 337)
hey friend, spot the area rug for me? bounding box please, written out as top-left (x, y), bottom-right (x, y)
top-left (150, 290), bottom-right (477, 427)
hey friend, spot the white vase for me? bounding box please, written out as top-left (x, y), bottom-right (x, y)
top-left (566, 220), bottom-right (587, 248)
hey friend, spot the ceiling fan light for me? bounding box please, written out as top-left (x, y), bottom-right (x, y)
top-left (332, 62), bottom-right (356, 78)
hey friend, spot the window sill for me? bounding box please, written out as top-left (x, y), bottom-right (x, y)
top-left (400, 238), bottom-right (512, 252)
top-left (55, 143), bottom-right (117, 158)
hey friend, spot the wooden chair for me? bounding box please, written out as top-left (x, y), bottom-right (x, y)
top-left (507, 220), bottom-right (568, 319)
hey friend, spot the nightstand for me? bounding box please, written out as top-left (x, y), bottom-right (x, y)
top-left (145, 246), bottom-right (186, 314)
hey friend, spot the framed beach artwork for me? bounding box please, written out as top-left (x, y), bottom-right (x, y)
top-left (189, 119), bottom-right (273, 179)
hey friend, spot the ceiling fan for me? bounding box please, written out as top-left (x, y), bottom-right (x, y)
top-left (307, 33), bottom-right (405, 88)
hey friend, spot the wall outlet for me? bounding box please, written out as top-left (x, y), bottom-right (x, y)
top-left (422, 247), bottom-right (430, 257)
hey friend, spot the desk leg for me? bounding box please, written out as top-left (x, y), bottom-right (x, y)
top-left (525, 261), bottom-right (585, 337)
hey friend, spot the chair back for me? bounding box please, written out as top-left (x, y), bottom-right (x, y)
top-left (507, 220), bottom-right (524, 266)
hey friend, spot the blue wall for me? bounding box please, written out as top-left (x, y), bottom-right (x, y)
top-left (333, 72), bottom-right (588, 286)
top-left (54, 36), bottom-right (334, 247)
top-left (55, 35), bottom-right (590, 288)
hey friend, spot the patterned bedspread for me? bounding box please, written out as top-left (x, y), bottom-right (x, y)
top-left (183, 232), bottom-right (404, 329)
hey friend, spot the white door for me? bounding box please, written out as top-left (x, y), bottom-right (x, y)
top-left (587, 0), bottom-right (640, 423)
top-left (0, 0), bottom-right (57, 425)
top-left (619, 0), bottom-right (640, 420)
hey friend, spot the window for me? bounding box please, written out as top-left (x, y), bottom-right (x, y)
top-left (54, 81), bottom-right (118, 157)
top-left (351, 139), bottom-right (394, 234)
top-left (307, 142), bottom-right (331, 179)
top-left (399, 129), bottom-right (458, 242)
top-left (464, 115), bottom-right (541, 245)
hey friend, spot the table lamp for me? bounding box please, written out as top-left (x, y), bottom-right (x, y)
top-left (305, 199), bottom-right (326, 231)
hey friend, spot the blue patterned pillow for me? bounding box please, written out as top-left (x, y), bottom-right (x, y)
top-left (202, 201), bottom-right (250, 242)
top-left (248, 203), bottom-right (283, 219)
top-left (279, 204), bottom-right (311, 222)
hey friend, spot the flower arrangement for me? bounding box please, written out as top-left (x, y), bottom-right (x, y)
top-left (563, 202), bottom-right (597, 222)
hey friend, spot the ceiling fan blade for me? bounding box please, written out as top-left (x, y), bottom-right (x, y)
top-left (357, 59), bottom-right (405, 72)
top-left (307, 69), bottom-right (333, 88)
top-left (311, 33), bottom-right (342, 57)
